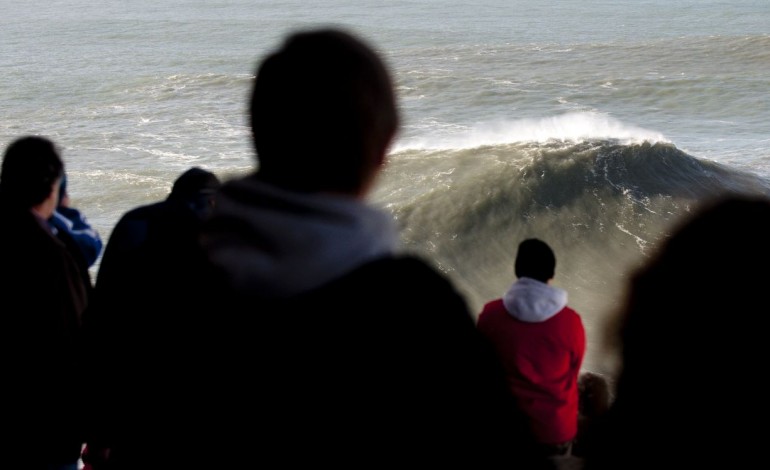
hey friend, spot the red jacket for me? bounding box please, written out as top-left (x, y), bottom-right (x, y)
top-left (477, 278), bottom-right (585, 444)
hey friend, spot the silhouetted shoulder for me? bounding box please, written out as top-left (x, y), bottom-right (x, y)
top-left (318, 254), bottom-right (474, 327)
top-left (343, 255), bottom-right (465, 297)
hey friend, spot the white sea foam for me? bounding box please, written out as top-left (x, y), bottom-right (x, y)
top-left (393, 112), bottom-right (670, 151)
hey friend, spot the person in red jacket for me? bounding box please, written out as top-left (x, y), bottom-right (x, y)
top-left (477, 238), bottom-right (586, 459)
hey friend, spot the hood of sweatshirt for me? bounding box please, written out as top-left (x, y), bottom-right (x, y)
top-left (203, 175), bottom-right (398, 299)
top-left (502, 277), bottom-right (568, 323)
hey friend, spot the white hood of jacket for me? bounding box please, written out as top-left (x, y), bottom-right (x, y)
top-left (502, 277), bottom-right (568, 323)
top-left (203, 176), bottom-right (398, 298)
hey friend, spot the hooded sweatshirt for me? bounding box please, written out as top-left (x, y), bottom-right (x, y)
top-left (477, 277), bottom-right (586, 444)
top-left (193, 175), bottom-right (535, 466)
top-left (203, 175), bottom-right (399, 298)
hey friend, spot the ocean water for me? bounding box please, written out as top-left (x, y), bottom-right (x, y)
top-left (2, 0), bottom-right (769, 375)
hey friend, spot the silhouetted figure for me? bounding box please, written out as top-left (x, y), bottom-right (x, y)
top-left (93, 166), bottom-right (219, 287)
top-left (477, 238), bottom-right (586, 462)
top-left (81, 166), bottom-right (220, 470)
top-left (0, 136), bottom-right (88, 470)
top-left (583, 194), bottom-right (770, 470)
top-left (192, 28), bottom-right (534, 468)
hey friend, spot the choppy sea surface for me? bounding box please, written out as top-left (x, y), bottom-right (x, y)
top-left (2, 0), bottom-right (769, 374)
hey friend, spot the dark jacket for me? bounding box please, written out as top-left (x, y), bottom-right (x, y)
top-left (0, 202), bottom-right (88, 467)
top-left (83, 176), bottom-right (538, 469)
top-left (191, 177), bottom-right (537, 468)
top-left (201, 254), bottom-right (536, 468)
top-left (81, 186), bottom-right (220, 470)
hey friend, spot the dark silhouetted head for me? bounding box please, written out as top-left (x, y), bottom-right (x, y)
top-left (250, 28), bottom-right (399, 195)
top-left (617, 195), bottom-right (770, 379)
top-left (0, 136), bottom-right (64, 209)
top-left (514, 238), bottom-right (556, 283)
top-left (589, 194), bottom-right (770, 469)
top-left (168, 166), bottom-right (221, 219)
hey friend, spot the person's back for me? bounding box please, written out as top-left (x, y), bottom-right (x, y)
top-left (584, 194), bottom-right (770, 470)
top-left (195, 28), bottom-right (534, 468)
top-left (477, 238), bottom-right (586, 459)
top-left (0, 136), bottom-right (88, 469)
top-left (93, 166), bottom-right (219, 292)
top-left (81, 166), bottom-right (220, 469)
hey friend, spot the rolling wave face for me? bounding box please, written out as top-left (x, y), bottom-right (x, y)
top-left (374, 140), bottom-right (770, 373)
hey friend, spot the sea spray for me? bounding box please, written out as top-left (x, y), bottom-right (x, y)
top-left (375, 138), bottom-right (770, 375)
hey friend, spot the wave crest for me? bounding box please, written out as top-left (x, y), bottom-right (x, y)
top-left (393, 112), bottom-right (670, 151)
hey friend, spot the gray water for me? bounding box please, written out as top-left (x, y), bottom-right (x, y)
top-left (2, 0), bottom-right (769, 374)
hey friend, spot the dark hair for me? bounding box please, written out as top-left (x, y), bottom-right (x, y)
top-left (169, 166), bottom-right (221, 202)
top-left (618, 195), bottom-right (770, 365)
top-left (250, 28), bottom-right (399, 193)
top-left (0, 136), bottom-right (64, 208)
top-left (168, 166), bottom-right (222, 219)
top-left (514, 238), bottom-right (556, 283)
top-left (587, 195), bottom-right (770, 469)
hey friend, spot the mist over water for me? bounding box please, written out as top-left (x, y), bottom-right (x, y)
top-left (376, 116), bottom-right (770, 373)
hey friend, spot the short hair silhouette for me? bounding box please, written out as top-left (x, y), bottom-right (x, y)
top-left (0, 136), bottom-right (64, 208)
top-left (514, 238), bottom-right (556, 283)
top-left (169, 166), bottom-right (220, 201)
top-left (250, 28), bottom-right (399, 194)
top-left (585, 194), bottom-right (770, 469)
